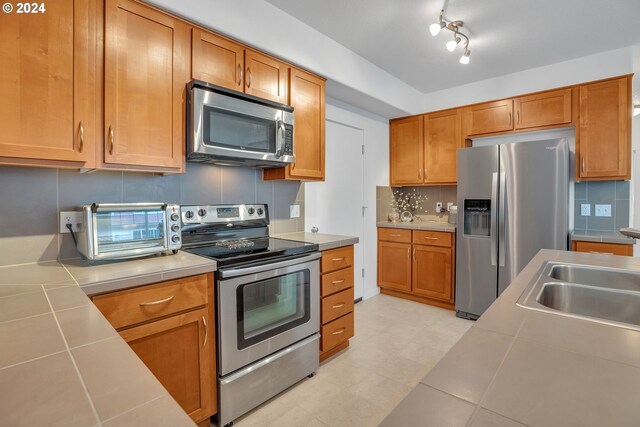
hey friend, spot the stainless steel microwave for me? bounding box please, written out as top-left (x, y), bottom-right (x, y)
top-left (186, 80), bottom-right (294, 168)
top-left (75, 203), bottom-right (182, 261)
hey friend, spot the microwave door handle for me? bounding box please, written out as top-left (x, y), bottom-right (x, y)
top-left (275, 119), bottom-right (285, 158)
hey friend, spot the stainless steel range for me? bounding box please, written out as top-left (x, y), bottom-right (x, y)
top-left (180, 204), bottom-right (320, 427)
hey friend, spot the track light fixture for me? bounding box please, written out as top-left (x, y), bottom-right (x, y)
top-left (430, 9), bottom-right (471, 64)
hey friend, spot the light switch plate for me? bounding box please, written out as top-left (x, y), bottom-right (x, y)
top-left (59, 211), bottom-right (83, 233)
top-left (290, 205), bottom-right (300, 218)
top-left (595, 204), bottom-right (612, 217)
top-left (580, 204), bottom-right (591, 216)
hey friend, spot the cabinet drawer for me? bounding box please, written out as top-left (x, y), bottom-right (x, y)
top-left (322, 288), bottom-right (354, 325)
top-left (321, 246), bottom-right (354, 273)
top-left (378, 227), bottom-right (412, 243)
top-left (321, 266), bottom-right (354, 297)
top-left (321, 312), bottom-right (354, 352)
top-left (93, 274), bottom-right (209, 330)
top-left (573, 241), bottom-right (633, 256)
top-left (412, 230), bottom-right (452, 247)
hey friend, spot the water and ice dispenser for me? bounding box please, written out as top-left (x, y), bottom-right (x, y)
top-left (463, 199), bottom-right (491, 237)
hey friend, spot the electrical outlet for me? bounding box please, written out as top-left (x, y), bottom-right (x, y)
top-left (290, 204), bottom-right (300, 218)
top-left (447, 202), bottom-right (454, 211)
top-left (436, 202), bottom-right (443, 213)
top-left (580, 204), bottom-right (591, 216)
top-left (60, 211), bottom-right (83, 233)
top-left (595, 204), bottom-right (612, 217)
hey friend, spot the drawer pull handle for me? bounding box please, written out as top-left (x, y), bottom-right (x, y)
top-left (202, 316), bottom-right (208, 347)
top-left (390, 234), bottom-right (401, 237)
top-left (332, 257), bottom-right (345, 262)
top-left (332, 328), bottom-right (346, 335)
top-left (139, 295), bottom-right (174, 306)
top-left (332, 303), bottom-right (346, 309)
top-left (332, 279), bottom-right (345, 284)
top-left (424, 237), bottom-right (439, 240)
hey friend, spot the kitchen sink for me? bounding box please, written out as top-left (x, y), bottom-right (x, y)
top-left (517, 262), bottom-right (640, 330)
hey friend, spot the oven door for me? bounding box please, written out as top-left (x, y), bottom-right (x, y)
top-left (217, 253), bottom-right (320, 376)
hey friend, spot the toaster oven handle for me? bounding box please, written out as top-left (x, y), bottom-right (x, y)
top-left (219, 252), bottom-right (321, 279)
top-left (91, 203), bottom-right (168, 213)
top-left (275, 119), bottom-right (285, 158)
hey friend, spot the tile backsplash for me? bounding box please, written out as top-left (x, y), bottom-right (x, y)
top-left (377, 185), bottom-right (457, 222)
top-left (574, 181), bottom-right (629, 232)
top-left (0, 164), bottom-right (304, 266)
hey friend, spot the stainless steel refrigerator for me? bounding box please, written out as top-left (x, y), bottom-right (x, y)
top-left (456, 138), bottom-right (569, 319)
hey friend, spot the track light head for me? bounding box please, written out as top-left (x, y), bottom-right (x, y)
top-left (459, 49), bottom-right (470, 64)
top-left (430, 22), bottom-right (444, 36)
top-left (446, 35), bottom-right (461, 52)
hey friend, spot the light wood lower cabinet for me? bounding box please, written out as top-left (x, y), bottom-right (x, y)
top-left (572, 241), bottom-right (633, 256)
top-left (92, 273), bottom-right (216, 424)
top-left (378, 227), bottom-right (455, 310)
top-left (319, 246), bottom-right (355, 361)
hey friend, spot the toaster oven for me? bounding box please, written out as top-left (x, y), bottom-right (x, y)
top-left (75, 203), bottom-right (182, 261)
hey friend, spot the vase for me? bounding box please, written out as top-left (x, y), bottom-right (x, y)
top-left (400, 211), bottom-right (413, 223)
top-left (388, 211), bottom-right (400, 223)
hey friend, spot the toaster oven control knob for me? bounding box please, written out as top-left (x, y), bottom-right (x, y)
top-left (247, 207), bottom-right (255, 215)
top-left (170, 213), bottom-right (179, 222)
top-left (171, 235), bottom-right (181, 243)
top-left (257, 208), bottom-right (264, 216)
top-left (171, 224), bottom-right (180, 232)
top-left (198, 209), bottom-right (207, 217)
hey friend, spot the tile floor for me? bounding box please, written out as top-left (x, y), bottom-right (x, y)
top-left (232, 293), bottom-right (473, 427)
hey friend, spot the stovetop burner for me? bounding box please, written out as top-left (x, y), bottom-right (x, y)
top-left (179, 204), bottom-right (318, 268)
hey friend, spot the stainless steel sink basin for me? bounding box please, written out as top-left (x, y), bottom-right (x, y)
top-left (518, 262), bottom-right (640, 330)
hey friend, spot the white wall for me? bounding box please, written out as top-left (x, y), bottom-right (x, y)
top-left (311, 98), bottom-right (389, 300)
top-left (146, 0), bottom-right (423, 117)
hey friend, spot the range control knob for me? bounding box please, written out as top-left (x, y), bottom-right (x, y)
top-left (171, 235), bottom-right (181, 243)
top-left (171, 224), bottom-right (180, 232)
top-left (184, 211), bottom-right (194, 219)
top-left (198, 209), bottom-right (207, 217)
top-left (257, 208), bottom-right (264, 216)
top-left (170, 213), bottom-right (179, 221)
top-left (247, 207), bottom-right (255, 215)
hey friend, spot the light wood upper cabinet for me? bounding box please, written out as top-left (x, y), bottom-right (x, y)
top-left (0, 0), bottom-right (94, 164)
top-left (412, 245), bottom-right (453, 302)
top-left (577, 77), bottom-right (631, 180)
top-left (263, 67), bottom-right (326, 181)
top-left (514, 88), bottom-right (572, 130)
top-left (424, 110), bottom-right (461, 184)
top-left (245, 49), bottom-right (288, 105)
top-left (390, 116), bottom-right (424, 185)
top-left (466, 100), bottom-right (513, 136)
top-left (104, 0), bottom-right (187, 170)
top-left (192, 29), bottom-right (244, 90)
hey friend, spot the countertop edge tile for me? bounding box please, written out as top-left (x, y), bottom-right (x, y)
top-left (377, 221), bottom-right (456, 232)
top-left (571, 230), bottom-right (635, 244)
top-left (273, 232), bottom-right (359, 251)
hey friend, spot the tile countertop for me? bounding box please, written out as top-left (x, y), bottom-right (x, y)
top-left (0, 251), bottom-right (216, 427)
top-left (381, 249), bottom-right (640, 427)
top-left (273, 232), bottom-right (359, 251)
top-left (571, 229), bottom-right (636, 245)
top-left (377, 220), bottom-right (456, 232)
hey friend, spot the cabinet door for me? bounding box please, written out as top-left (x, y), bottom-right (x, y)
top-left (390, 116), bottom-right (424, 185)
top-left (412, 245), bottom-right (453, 302)
top-left (119, 308), bottom-right (214, 423)
top-left (514, 88), bottom-right (572, 130)
top-left (377, 241), bottom-right (412, 292)
top-left (466, 100), bottom-right (513, 136)
top-left (0, 0), bottom-right (93, 163)
top-left (288, 68), bottom-right (325, 180)
top-left (424, 110), bottom-right (461, 184)
top-left (104, 0), bottom-right (187, 169)
top-left (577, 77), bottom-right (630, 180)
top-left (192, 28), bottom-right (244, 91)
top-left (245, 49), bottom-right (287, 104)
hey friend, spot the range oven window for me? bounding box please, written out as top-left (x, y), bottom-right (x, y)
top-left (236, 269), bottom-right (310, 350)
top-left (95, 209), bottom-right (165, 253)
top-left (203, 105), bottom-right (276, 153)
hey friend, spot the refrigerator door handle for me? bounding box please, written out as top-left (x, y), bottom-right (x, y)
top-left (490, 172), bottom-right (498, 266)
top-left (498, 172), bottom-right (506, 267)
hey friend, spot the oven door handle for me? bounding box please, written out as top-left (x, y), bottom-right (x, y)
top-left (218, 252), bottom-right (321, 279)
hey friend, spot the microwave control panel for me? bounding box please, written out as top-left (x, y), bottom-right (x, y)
top-left (283, 124), bottom-right (294, 156)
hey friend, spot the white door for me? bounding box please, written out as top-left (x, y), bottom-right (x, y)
top-left (305, 120), bottom-right (365, 299)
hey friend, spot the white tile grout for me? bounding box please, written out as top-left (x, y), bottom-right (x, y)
top-left (99, 394), bottom-right (165, 424)
top-left (0, 348), bottom-right (69, 372)
top-left (41, 284), bottom-right (104, 427)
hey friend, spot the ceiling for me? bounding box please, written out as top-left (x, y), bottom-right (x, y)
top-left (264, 0), bottom-right (640, 93)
